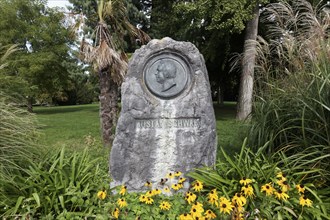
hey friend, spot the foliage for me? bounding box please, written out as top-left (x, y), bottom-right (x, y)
top-left (0, 0), bottom-right (74, 106)
top-left (0, 147), bottom-right (109, 218)
top-left (189, 139), bottom-right (330, 219)
top-left (0, 92), bottom-right (39, 181)
top-left (246, 0), bottom-right (330, 183)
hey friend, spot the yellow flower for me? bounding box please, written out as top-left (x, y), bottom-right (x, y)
top-left (166, 172), bottom-right (174, 179)
top-left (144, 181), bottom-right (152, 188)
top-left (204, 209), bottom-right (217, 219)
top-left (239, 177), bottom-right (252, 185)
top-left (277, 179), bottom-right (290, 192)
top-left (208, 189), bottom-right (218, 200)
top-left (145, 197), bottom-right (154, 204)
top-left (232, 193), bottom-right (247, 206)
top-left (117, 198), bottom-right (127, 208)
top-left (192, 180), bottom-right (203, 192)
top-left (174, 171), bottom-right (182, 177)
top-left (208, 197), bottom-right (219, 207)
top-left (299, 195), bottom-right (313, 207)
top-left (178, 177), bottom-right (186, 184)
top-left (172, 183), bottom-right (182, 191)
top-left (241, 184), bottom-right (254, 197)
top-left (276, 172), bottom-right (287, 181)
top-left (274, 189), bottom-right (289, 201)
top-left (261, 183), bottom-right (274, 196)
top-left (163, 186), bottom-right (170, 193)
top-left (190, 202), bottom-right (204, 219)
top-left (146, 190), bottom-right (154, 197)
top-left (232, 212), bottom-right (244, 220)
top-left (152, 188), bottom-right (162, 196)
top-left (139, 194), bottom-right (147, 202)
top-left (97, 190), bottom-right (106, 200)
top-left (159, 201), bottom-right (171, 210)
top-left (185, 192), bottom-right (197, 204)
top-left (119, 185), bottom-right (127, 196)
top-left (219, 197), bottom-right (233, 214)
top-left (112, 207), bottom-right (120, 219)
top-left (191, 202), bottom-right (204, 213)
top-left (296, 184), bottom-right (305, 194)
top-left (179, 213), bottom-right (193, 220)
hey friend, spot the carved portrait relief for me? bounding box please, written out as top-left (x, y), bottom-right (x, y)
top-left (143, 53), bottom-right (190, 99)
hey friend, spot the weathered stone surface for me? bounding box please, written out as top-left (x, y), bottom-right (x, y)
top-left (110, 37), bottom-right (216, 191)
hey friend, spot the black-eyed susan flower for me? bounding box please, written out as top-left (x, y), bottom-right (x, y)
top-left (166, 172), bottom-right (174, 179)
top-left (277, 179), bottom-right (290, 192)
top-left (241, 184), bottom-right (254, 197)
top-left (299, 195), bottom-right (313, 207)
top-left (139, 194), bottom-right (147, 202)
top-left (208, 197), bottom-right (219, 207)
top-left (219, 197), bottom-right (233, 214)
top-left (163, 186), bottom-right (170, 193)
top-left (192, 202), bottom-right (204, 213)
top-left (159, 201), bottom-right (171, 210)
top-left (276, 172), bottom-right (287, 181)
top-left (274, 189), bottom-right (289, 201)
top-left (179, 213), bottom-right (193, 220)
top-left (296, 184), bottom-right (305, 194)
top-left (204, 209), bottom-right (216, 219)
top-left (232, 193), bottom-right (247, 206)
top-left (174, 171), bottom-right (182, 177)
top-left (172, 183), bottom-right (182, 191)
top-left (192, 180), bottom-right (203, 192)
top-left (119, 185), bottom-right (127, 196)
top-left (185, 192), bottom-right (197, 204)
top-left (178, 177), bottom-right (186, 184)
top-left (190, 203), bottom-right (204, 219)
top-left (117, 198), bottom-right (127, 208)
top-left (208, 189), bottom-right (218, 200)
top-left (152, 188), bottom-right (162, 196)
top-left (97, 190), bottom-right (106, 200)
top-left (239, 177), bottom-right (252, 185)
top-left (261, 183), bottom-right (274, 196)
top-left (232, 212), bottom-right (244, 220)
top-left (112, 208), bottom-right (120, 219)
top-left (144, 181), bottom-right (152, 188)
top-left (145, 197), bottom-right (154, 204)
top-left (146, 190), bottom-right (154, 197)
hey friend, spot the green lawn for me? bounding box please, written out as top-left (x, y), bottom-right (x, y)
top-left (34, 104), bottom-right (102, 150)
top-left (34, 102), bottom-right (245, 157)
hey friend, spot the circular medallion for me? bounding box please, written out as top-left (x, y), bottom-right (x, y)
top-left (143, 54), bottom-right (190, 99)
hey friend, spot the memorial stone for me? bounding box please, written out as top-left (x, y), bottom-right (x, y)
top-left (110, 37), bottom-right (217, 191)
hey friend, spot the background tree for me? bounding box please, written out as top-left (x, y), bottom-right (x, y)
top-left (71, 0), bottom-right (149, 146)
top-left (0, 0), bottom-right (74, 111)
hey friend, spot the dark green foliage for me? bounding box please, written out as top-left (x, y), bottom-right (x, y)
top-left (248, 0), bottom-right (330, 184)
top-left (189, 139), bottom-right (330, 219)
top-left (0, 0), bottom-right (73, 106)
top-left (0, 147), bottom-right (110, 218)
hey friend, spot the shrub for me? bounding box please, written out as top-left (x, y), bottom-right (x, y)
top-left (189, 139), bottom-right (330, 219)
top-left (0, 147), bottom-right (109, 218)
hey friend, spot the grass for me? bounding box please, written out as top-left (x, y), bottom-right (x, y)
top-left (35, 104), bottom-right (101, 148)
top-left (34, 102), bottom-right (244, 158)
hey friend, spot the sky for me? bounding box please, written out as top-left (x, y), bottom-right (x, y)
top-left (47, 0), bottom-right (72, 10)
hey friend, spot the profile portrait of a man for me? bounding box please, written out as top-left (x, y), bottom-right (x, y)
top-left (155, 60), bottom-right (177, 92)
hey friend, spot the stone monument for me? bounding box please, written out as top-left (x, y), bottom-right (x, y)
top-left (110, 37), bottom-right (216, 191)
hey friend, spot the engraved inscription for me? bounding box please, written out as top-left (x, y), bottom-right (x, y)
top-left (136, 118), bottom-right (200, 129)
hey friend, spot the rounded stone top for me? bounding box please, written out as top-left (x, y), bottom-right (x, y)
top-left (143, 53), bottom-right (191, 99)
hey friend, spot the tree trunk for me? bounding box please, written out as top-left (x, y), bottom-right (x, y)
top-left (27, 97), bottom-right (33, 113)
top-left (99, 70), bottom-right (119, 147)
top-left (217, 85), bottom-right (224, 106)
top-left (236, 4), bottom-right (260, 121)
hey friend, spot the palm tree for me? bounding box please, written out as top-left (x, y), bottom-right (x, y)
top-left (80, 0), bottom-right (149, 147)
